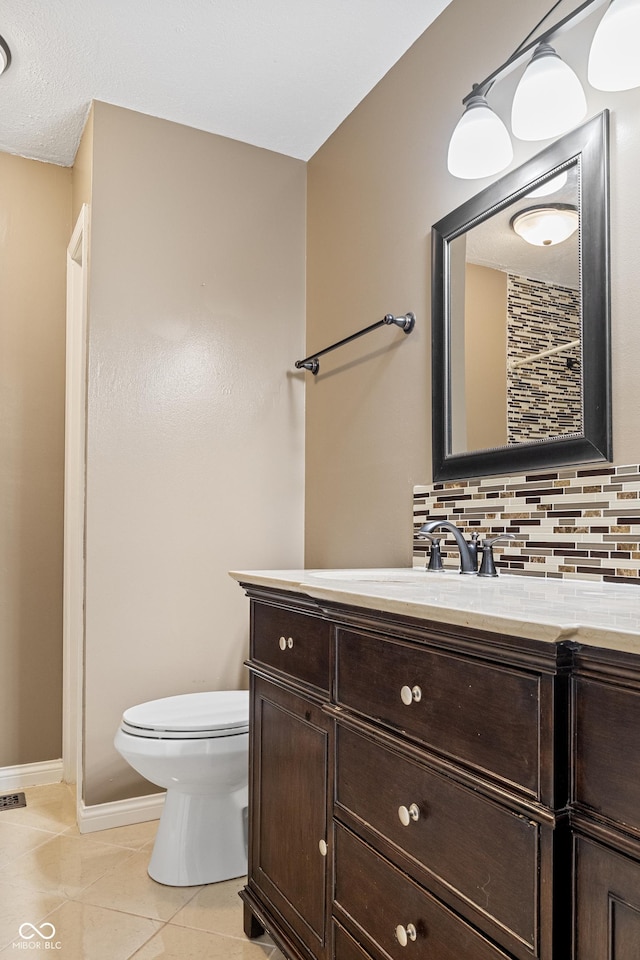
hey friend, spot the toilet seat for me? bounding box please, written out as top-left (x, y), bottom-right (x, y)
top-left (120, 690), bottom-right (249, 740)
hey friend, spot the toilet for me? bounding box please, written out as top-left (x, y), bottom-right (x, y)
top-left (114, 689), bottom-right (249, 887)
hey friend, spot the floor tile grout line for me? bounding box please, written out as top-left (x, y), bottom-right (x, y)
top-left (0, 832), bottom-right (70, 871)
top-left (68, 845), bottom-right (159, 904)
top-left (0, 830), bottom-right (150, 874)
top-left (122, 920), bottom-right (282, 960)
top-left (0, 837), bottom-right (144, 902)
top-left (65, 891), bottom-right (176, 925)
top-left (51, 898), bottom-right (168, 960)
top-left (125, 918), bottom-right (171, 960)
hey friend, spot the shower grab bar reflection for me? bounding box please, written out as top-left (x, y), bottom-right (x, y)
top-left (508, 338), bottom-right (580, 372)
top-left (294, 312), bottom-right (415, 375)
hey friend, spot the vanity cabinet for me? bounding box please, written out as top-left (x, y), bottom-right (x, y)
top-left (571, 647), bottom-right (640, 960)
top-left (240, 584), bottom-right (573, 960)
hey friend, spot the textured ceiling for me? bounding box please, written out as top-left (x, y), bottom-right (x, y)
top-left (0, 0), bottom-right (452, 167)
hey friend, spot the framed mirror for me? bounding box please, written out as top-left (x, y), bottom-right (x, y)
top-left (431, 111), bottom-right (611, 482)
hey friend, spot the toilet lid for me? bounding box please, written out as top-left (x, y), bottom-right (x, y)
top-left (121, 690), bottom-right (249, 739)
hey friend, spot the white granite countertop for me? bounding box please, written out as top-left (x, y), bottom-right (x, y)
top-left (229, 568), bottom-right (640, 654)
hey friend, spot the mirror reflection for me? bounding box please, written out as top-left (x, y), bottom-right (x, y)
top-left (431, 112), bottom-right (611, 482)
top-left (449, 161), bottom-right (581, 455)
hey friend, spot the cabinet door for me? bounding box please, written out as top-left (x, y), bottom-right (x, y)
top-left (249, 675), bottom-right (331, 960)
top-left (574, 836), bottom-right (640, 960)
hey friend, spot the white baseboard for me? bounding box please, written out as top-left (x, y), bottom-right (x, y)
top-left (78, 792), bottom-right (165, 834)
top-left (0, 759), bottom-right (63, 792)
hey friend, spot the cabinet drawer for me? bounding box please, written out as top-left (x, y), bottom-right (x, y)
top-left (573, 677), bottom-right (640, 833)
top-left (335, 628), bottom-right (541, 795)
top-left (334, 825), bottom-right (511, 960)
top-left (336, 725), bottom-right (537, 949)
top-left (251, 602), bottom-right (331, 692)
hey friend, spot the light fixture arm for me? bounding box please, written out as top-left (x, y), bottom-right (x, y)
top-left (462, 0), bottom-right (608, 104)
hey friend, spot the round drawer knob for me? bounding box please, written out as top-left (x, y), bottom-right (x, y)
top-left (398, 803), bottom-right (420, 826)
top-left (279, 636), bottom-right (287, 651)
top-left (400, 685), bottom-right (422, 705)
top-left (318, 839), bottom-right (328, 857)
top-left (287, 637), bottom-right (294, 649)
top-left (395, 923), bottom-right (417, 947)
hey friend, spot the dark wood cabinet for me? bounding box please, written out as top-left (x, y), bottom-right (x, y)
top-left (574, 837), bottom-right (640, 960)
top-left (573, 669), bottom-right (640, 838)
top-left (252, 601), bottom-right (331, 694)
top-left (335, 627), bottom-right (544, 799)
top-left (241, 594), bottom-right (332, 960)
top-left (335, 723), bottom-right (539, 950)
top-left (333, 823), bottom-right (512, 960)
top-left (238, 580), bottom-right (640, 960)
top-left (247, 677), bottom-right (331, 959)
top-left (571, 647), bottom-right (640, 960)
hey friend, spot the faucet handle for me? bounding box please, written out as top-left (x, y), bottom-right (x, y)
top-left (467, 531), bottom-right (480, 572)
top-left (477, 534), bottom-right (516, 578)
top-left (417, 532), bottom-right (445, 572)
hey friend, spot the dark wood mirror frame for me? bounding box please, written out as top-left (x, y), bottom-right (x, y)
top-left (431, 110), bottom-right (611, 482)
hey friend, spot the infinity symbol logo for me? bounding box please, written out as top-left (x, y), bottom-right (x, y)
top-left (18, 922), bottom-right (56, 940)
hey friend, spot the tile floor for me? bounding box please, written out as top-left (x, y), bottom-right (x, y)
top-left (0, 783), bottom-right (285, 959)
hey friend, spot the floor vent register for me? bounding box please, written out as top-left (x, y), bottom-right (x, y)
top-left (0, 792), bottom-right (27, 810)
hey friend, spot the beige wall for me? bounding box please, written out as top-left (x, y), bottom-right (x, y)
top-left (82, 104), bottom-right (306, 805)
top-left (305, 0), bottom-right (640, 567)
top-left (465, 264), bottom-right (507, 451)
top-left (0, 153), bottom-right (71, 766)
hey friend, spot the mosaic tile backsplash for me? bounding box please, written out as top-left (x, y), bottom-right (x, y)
top-left (507, 275), bottom-right (582, 443)
top-left (413, 463), bottom-right (640, 585)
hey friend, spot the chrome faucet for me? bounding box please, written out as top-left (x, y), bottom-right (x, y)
top-left (417, 520), bottom-right (478, 575)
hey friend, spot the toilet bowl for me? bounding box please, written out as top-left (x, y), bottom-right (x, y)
top-left (114, 690), bottom-right (249, 886)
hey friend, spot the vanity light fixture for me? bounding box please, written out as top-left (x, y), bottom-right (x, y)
top-left (510, 43), bottom-right (587, 141)
top-left (511, 203), bottom-right (579, 246)
top-left (447, 92), bottom-right (513, 179)
top-left (0, 35), bottom-right (10, 75)
top-left (447, 0), bottom-right (640, 179)
top-left (588, 0), bottom-right (640, 89)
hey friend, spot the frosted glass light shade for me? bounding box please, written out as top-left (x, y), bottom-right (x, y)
top-left (511, 43), bottom-right (587, 141)
top-left (588, 0), bottom-right (640, 91)
top-left (0, 36), bottom-right (9, 75)
top-left (447, 94), bottom-right (513, 179)
top-left (511, 205), bottom-right (579, 246)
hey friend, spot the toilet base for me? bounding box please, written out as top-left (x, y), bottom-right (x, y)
top-left (148, 786), bottom-right (248, 886)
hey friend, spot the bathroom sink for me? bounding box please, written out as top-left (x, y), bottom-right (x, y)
top-left (304, 568), bottom-right (438, 584)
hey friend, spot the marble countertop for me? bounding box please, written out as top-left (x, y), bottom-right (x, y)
top-left (229, 567), bottom-right (640, 654)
